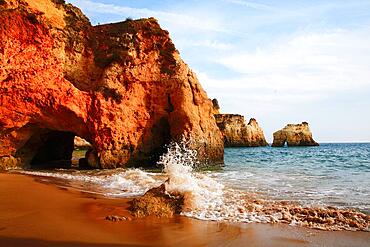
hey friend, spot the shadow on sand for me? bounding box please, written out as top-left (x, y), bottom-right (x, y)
top-left (0, 236), bottom-right (146, 247)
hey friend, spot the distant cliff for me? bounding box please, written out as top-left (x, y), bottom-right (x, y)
top-left (74, 137), bottom-right (92, 149)
top-left (272, 122), bottom-right (319, 147)
top-left (214, 114), bottom-right (268, 147)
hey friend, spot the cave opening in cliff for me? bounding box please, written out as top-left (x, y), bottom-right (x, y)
top-left (145, 116), bottom-right (172, 167)
top-left (28, 130), bottom-right (76, 169)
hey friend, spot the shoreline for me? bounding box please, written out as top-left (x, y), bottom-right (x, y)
top-left (0, 173), bottom-right (369, 246)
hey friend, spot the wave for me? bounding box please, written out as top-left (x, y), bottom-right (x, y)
top-left (20, 169), bottom-right (165, 197)
top-left (17, 141), bottom-right (370, 231)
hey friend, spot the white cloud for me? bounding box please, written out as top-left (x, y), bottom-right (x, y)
top-left (197, 26), bottom-right (370, 142)
top-left (213, 27), bottom-right (370, 98)
top-left (177, 39), bottom-right (234, 51)
top-left (197, 72), bottom-right (323, 104)
top-left (223, 0), bottom-right (276, 11)
top-left (68, 0), bottom-right (226, 32)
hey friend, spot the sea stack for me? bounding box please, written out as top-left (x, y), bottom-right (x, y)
top-left (214, 114), bottom-right (268, 147)
top-left (272, 122), bottom-right (319, 147)
top-left (0, 0), bottom-right (224, 169)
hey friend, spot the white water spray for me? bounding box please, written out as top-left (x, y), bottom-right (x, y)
top-left (18, 139), bottom-right (269, 222)
top-left (157, 139), bottom-right (274, 223)
top-left (158, 140), bottom-right (225, 213)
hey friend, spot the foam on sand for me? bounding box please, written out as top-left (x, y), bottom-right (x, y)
top-left (18, 140), bottom-right (370, 231)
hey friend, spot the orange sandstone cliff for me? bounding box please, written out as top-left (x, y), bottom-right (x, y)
top-left (272, 122), bottom-right (319, 147)
top-left (0, 0), bottom-right (224, 169)
top-left (211, 99), bottom-right (268, 147)
top-left (215, 114), bottom-right (268, 147)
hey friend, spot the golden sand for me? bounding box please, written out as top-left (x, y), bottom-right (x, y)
top-left (0, 173), bottom-right (369, 246)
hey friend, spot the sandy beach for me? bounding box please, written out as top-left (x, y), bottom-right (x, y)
top-left (1, 1), bottom-right (369, 246)
top-left (0, 173), bottom-right (369, 247)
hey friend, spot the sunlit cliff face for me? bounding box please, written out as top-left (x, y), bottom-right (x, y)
top-left (0, 0), bottom-right (224, 170)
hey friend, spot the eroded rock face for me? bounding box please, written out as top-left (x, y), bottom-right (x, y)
top-left (0, 0), bottom-right (224, 169)
top-left (215, 114), bottom-right (268, 147)
top-left (272, 122), bottom-right (319, 147)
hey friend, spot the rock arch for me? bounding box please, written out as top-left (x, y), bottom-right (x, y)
top-left (272, 122), bottom-right (319, 147)
top-left (0, 0), bottom-right (224, 169)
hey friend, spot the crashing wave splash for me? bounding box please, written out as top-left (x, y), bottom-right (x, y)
top-left (18, 140), bottom-right (370, 231)
top-left (158, 140), bottom-right (370, 231)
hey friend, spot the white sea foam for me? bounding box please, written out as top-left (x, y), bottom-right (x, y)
top-left (17, 141), bottom-right (370, 227)
top-left (17, 141), bottom-right (275, 223)
top-left (158, 141), bottom-right (225, 213)
top-left (157, 140), bottom-right (271, 223)
top-left (19, 169), bottom-right (165, 197)
top-left (17, 140), bottom-right (263, 222)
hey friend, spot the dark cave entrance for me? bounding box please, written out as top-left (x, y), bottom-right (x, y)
top-left (144, 116), bottom-right (172, 167)
top-left (29, 130), bottom-right (76, 169)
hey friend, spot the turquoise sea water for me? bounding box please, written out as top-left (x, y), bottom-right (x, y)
top-left (211, 143), bottom-right (370, 213)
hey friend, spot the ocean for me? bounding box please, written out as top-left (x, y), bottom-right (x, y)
top-left (18, 142), bottom-right (370, 229)
top-left (214, 143), bottom-right (370, 214)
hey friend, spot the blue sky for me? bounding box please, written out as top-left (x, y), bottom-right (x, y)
top-left (68, 0), bottom-right (370, 142)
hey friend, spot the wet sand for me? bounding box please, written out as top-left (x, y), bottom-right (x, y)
top-left (0, 173), bottom-right (369, 247)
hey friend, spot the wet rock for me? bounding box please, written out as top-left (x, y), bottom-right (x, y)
top-left (0, 156), bottom-right (21, 170)
top-left (105, 215), bottom-right (127, 222)
top-left (244, 196), bottom-right (370, 231)
top-left (272, 122), bottom-right (319, 147)
top-left (78, 158), bottom-right (89, 169)
top-left (130, 184), bottom-right (184, 217)
top-left (85, 149), bottom-right (100, 169)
